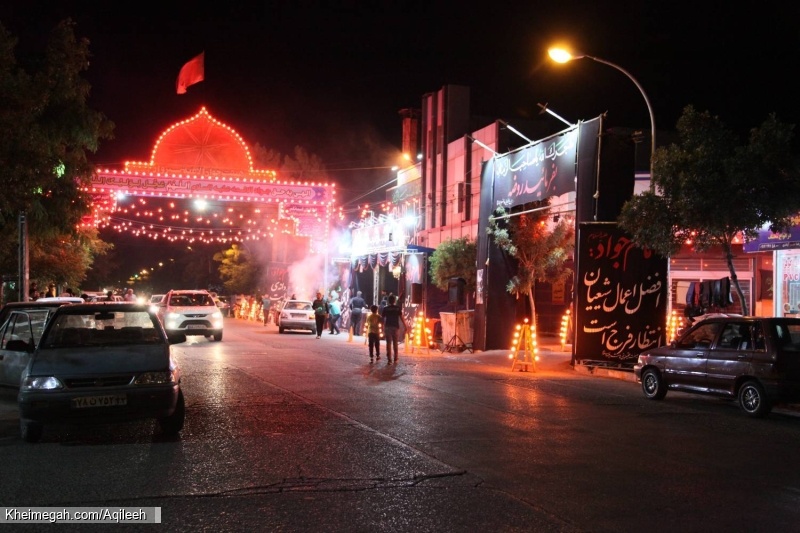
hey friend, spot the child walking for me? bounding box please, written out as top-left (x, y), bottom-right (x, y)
top-left (365, 305), bottom-right (381, 363)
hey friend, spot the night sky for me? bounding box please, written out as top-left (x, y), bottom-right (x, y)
top-left (4, 2), bottom-right (798, 203)
top-left (2, 2), bottom-right (799, 286)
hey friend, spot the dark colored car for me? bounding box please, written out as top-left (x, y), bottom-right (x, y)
top-left (634, 316), bottom-right (800, 417)
top-left (17, 302), bottom-right (186, 442)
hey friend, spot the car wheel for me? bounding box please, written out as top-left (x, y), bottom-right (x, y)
top-left (738, 380), bottom-right (771, 418)
top-left (641, 368), bottom-right (667, 400)
top-left (279, 327), bottom-right (284, 333)
top-left (20, 419), bottom-right (43, 443)
top-left (159, 391), bottom-right (185, 435)
top-left (213, 332), bottom-right (223, 341)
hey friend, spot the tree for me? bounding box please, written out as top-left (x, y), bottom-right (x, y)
top-left (428, 237), bottom-right (477, 306)
top-left (487, 202), bottom-right (575, 324)
top-left (28, 227), bottom-right (112, 293)
top-left (0, 19), bottom-right (113, 230)
top-left (618, 105), bottom-right (800, 315)
top-left (214, 244), bottom-right (261, 295)
top-left (0, 19), bottom-right (114, 293)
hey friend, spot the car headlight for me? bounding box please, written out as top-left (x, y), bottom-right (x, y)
top-left (135, 371), bottom-right (177, 385)
top-left (21, 376), bottom-right (64, 390)
top-left (166, 312), bottom-right (181, 320)
top-left (212, 311), bottom-right (223, 320)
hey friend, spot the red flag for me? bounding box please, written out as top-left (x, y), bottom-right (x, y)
top-left (176, 52), bottom-right (204, 94)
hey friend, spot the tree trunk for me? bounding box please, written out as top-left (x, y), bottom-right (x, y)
top-left (725, 247), bottom-right (749, 315)
top-left (527, 282), bottom-right (536, 328)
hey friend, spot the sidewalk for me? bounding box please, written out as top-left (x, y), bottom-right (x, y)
top-left (331, 329), bottom-right (637, 381)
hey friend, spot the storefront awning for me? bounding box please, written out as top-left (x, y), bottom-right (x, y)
top-left (351, 245), bottom-right (434, 271)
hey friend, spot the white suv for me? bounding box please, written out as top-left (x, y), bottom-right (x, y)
top-left (158, 290), bottom-right (223, 341)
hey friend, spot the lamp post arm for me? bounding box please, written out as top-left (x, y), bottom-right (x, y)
top-left (584, 55), bottom-right (656, 188)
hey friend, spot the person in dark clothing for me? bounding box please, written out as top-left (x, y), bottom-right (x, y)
top-left (381, 294), bottom-right (407, 364)
top-left (378, 290), bottom-right (388, 316)
top-left (311, 291), bottom-right (329, 339)
top-left (349, 291), bottom-right (367, 335)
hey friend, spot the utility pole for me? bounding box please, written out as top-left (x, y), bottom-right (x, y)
top-left (18, 211), bottom-right (29, 301)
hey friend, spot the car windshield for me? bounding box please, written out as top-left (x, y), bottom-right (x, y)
top-left (169, 294), bottom-right (214, 306)
top-left (285, 301), bottom-right (312, 310)
top-left (42, 310), bottom-right (162, 347)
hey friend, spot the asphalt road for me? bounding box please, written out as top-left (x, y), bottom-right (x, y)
top-left (1, 318), bottom-right (800, 532)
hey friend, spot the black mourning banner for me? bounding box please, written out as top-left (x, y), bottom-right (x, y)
top-left (490, 127), bottom-right (578, 209)
top-left (265, 265), bottom-right (289, 299)
top-left (574, 223), bottom-right (668, 362)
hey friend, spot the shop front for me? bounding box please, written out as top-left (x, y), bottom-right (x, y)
top-left (743, 225), bottom-right (796, 317)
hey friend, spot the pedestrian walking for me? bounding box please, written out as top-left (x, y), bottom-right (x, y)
top-left (312, 291), bottom-right (329, 339)
top-left (261, 294), bottom-right (272, 325)
top-left (365, 305), bottom-right (381, 363)
top-left (378, 290), bottom-right (389, 316)
top-left (328, 296), bottom-right (342, 334)
top-left (349, 290), bottom-right (367, 336)
top-left (381, 294), bottom-right (406, 364)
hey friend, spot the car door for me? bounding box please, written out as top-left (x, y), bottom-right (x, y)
top-left (665, 322), bottom-right (721, 391)
top-left (706, 321), bottom-right (753, 395)
top-left (0, 310), bottom-right (41, 387)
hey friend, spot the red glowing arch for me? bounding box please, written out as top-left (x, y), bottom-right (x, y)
top-left (136, 106), bottom-right (257, 174)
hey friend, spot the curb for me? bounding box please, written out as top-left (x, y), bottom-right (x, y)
top-left (573, 364), bottom-right (638, 382)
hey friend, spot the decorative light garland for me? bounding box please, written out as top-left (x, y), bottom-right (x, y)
top-left (509, 318), bottom-right (538, 372)
top-left (560, 308), bottom-right (572, 350)
top-left (410, 312), bottom-right (435, 352)
top-left (667, 310), bottom-right (685, 343)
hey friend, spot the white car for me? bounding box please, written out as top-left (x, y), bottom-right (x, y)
top-left (276, 300), bottom-right (316, 334)
top-left (157, 290), bottom-right (223, 341)
top-left (149, 294), bottom-right (165, 313)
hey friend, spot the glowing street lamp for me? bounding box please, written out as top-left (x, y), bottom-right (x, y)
top-left (548, 46), bottom-right (656, 187)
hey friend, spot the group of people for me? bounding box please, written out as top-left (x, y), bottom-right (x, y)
top-left (307, 289), bottom-right (407, 363)
top-left (28, 283), bottom-right (134, 302)
top-left (311, 291), bottom-right (344, 339)
top-left (29, 282), bottom-right (59, 300)
top-left (347, 290), bottom-right (407, 364)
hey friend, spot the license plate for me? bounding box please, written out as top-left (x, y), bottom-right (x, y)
top-left (71, 394), bottom-right (127, 409)
top-left (187, 325), bottom-right (205, 329)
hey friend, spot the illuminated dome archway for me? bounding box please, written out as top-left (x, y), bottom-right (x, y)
top-left (85, 107), bottom-right (335, 253)
top-left (148, 106), bottom-right (254, 172)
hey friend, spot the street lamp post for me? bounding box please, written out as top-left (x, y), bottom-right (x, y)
top-left (548, 47), bottom-right (656, 188)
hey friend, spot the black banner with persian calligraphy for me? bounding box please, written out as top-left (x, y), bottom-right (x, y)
top-left (489, 127), bottom-right (578, 208)
top-left (265, 265), bottom-right (289, 300)
top-left (575, 223), bottom-right (668, 362)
